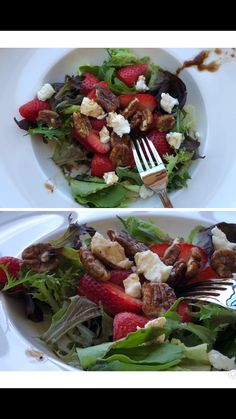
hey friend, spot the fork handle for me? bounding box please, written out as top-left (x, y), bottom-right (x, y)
top-left (158, 190), bottom-right (173, 208)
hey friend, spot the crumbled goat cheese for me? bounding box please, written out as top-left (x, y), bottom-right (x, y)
top-left (123, 273), bottom-right (142, 298)
top-left (135, 75), bottom-right (149, 92)
top-left (37, 83), bottom-right (55, 101)
top-left (135, 250), bottom-right (172, 282)
top-left (208, 350), bottom-right (236, 371)
top-left (211, 226), bottom-right (236, 251)
top-left (80, 97), bottom-right (104, 118)
top-left (160, 93), bottom-right (179, 113)
top-left (91, 232), bottom-right (133, 269)
top-left (103, 171), bottom-right (119, 185)
top-left (107, 112), bottom-right (130, 137)
top-left (99, 126), bottom-right (110, 144)
top-left (166, 132), bottom-right (183, 150)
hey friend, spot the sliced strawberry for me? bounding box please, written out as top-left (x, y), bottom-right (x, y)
top-left (187, 266), bottom-right (219, 285)
top-left (91, 154), bottom-right (115, 177)
top-left (77, 274), bottom-right (142, 316)
top-left (0, 257), bottom-right (23, 293)
top-left (147, 129), bottom-right (173, 160)
top-left (80, 72), bottom-right (100, 95)
top-left (109, 269), bottom-right (133, 287)
top-left (89, 117), bottom-right (107, 131)
top-left (116, 64), bottom-right (148, 87)
top-left (87, 81), bottom-right (109, 100)
top-left (119, 94), bottom-right (157, 112)
top-left (113, 312), bottom-right (149, 340)
top-left (19, 99), bottom-right (50, 122)
top-left (72, 128), bottom-right (111, 154)
top-left (177, 301), bottom-right (194, 323)
top-left (150, 243), bottom-right (208, 269)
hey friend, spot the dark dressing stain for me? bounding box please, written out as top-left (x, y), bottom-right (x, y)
top-left (176, 50), bottom-right (220, 74)
top-left (44, 182), bottom-right (54, 192)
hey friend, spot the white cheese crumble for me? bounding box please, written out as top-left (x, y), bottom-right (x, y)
top-left (37, 83), bottom-right (55, 101)
top-left (145, 317), bottom-right (167, 329)
top-left (160, 93), bottom-right (179, 114)
top-left (99, 126), bottom-right (110, 144)
top-left (123, 273), bottom-right (141, 298)
top-left (103, 171), bottom-right (119, 186)
top-left (208, 350), bottom-right (236, 371)
top-left (135, 75), bottom-right (149, 92)
top-left (107, 112), bottom-right (130, 137)
top-left (91, 232), bottom-right (133, 269)
top-left (134, 250), bottom-right (172, 283)
top-left (139, 184), bottom-right (154, 199)
top-left (166, 132), bottom-right (183, 150)
top-left (80, 97), bottom-right (104, 118)
top-left (211, 226), bottom-right (236, 251)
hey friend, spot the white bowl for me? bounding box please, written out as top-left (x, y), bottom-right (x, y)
top-left (3, 47), bottom-right (236, 208)
top-left (0, 209), bottom-right (232, 371)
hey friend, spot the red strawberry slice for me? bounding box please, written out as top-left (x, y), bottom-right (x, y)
top-left (19, 99), bottom-right (50, 122)
top-left (109, 269), bottom-right (133, 287)
top-left (119, 94), bottom-right (157, 112)
top-left (80, 72), bottom-right (100, 95)
top-left (147, 129), bottom-right (173, 160)
top-left (116, 64), bottom-right (148, 87)
top-left (77, 274), bottom-right (142, 316)
top-left (0, 257), bottom-right (23, 293)
top-left (187, 266), bottom-right (219, 285)
top-left (87, 81), bottom-right (109, 100)
top-left (89, 117), bottom-right (107, 132)
top-left (113, 312), bottom-right (149, 340)
top-left (177, 301), bottom-right (194, 323)
top-left (72, 128), bottom-right (111, 154)
top-left (91, 154), bottom-right (115, 177)
top-left (149, 243), bottom-right (208, 269)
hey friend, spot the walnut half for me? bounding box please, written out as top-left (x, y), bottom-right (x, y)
top-left (22, 243), bottom-right (59, 273)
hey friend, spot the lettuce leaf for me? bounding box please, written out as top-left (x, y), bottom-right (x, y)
top-left (104, 48), bottom-right (150, 68)
top-left (50, 216), bottom-right (96, 249)
top-left (165, 149), bottom-right (194, 191)
top-left (90, 359), bottom-right (181, 371)
top-left (115, 167), bottom-right (142, 185)
top-left (118, 216), bottom-right (170, 245)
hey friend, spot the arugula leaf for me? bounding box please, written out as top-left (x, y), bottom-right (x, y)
top-left (28, 123), bottom-right (63, 141)
top-left (77, 65), bottom-right (100, 77)
top-left (104, 48), bottom-right (150, 68)
top-left (118, 216), bottom-right (170, 245)
top-left (147, 63), bottom-right (161, 91)
top-left (191, 304), bottom-right (236, 330)
top-left (42, 296), bottom-right (102, 345)
top-left (165, 149), bottom-right (194, 191)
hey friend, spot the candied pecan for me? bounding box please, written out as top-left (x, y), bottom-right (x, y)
top-left (110, 144), bottom-right (131, 167)
top-left (140, 109), bottom-right (154, 132)
top-left (167, 259), bottom-right (187, 288)
top-left (155, 114), bottom-right (175, 132)
top-left (121, 98), bottom-right (139, 119)
top-left (79, 247), bottom-right (110, 281)
top-left (130, 111), bottom-right (142, 129)
top-left (162, 243), bottom-right (181, 266)
top-left (107, 230), bottom-right (147, 258)
top-left (96, 85), bottom-right (120, 112)
top-left (142, 282), bottom-right (176, 317)
top-left (185, 247), bottom-right (202, 279)
top-left (22, 243), bottom-right (59, 273)
top-left (73, 111), bottom-right (91, 139)
top-left (211, 249), bottom-right (236, 277)
top-left (110, 132), bottom-right (130, 147)
top-left (37, 110), bottom-right (61, 128)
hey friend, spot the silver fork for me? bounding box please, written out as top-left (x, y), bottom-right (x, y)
top-left (131, 137), bottom-right (173, 208)
top-left (182, 275), bottom-right (236, 310)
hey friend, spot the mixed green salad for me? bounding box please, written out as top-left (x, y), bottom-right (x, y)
top-left (1, 216), bottom-right (236, 371)
top-left (15, 49), bottom-right (202, 208)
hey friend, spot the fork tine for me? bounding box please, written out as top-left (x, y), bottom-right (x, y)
top-left (131, 142), bottom-right (144, 173)
top-left (188, 279), bottom-right (234, 287)
top-left (136, 141), bottom-right (150, 171)
top-left (183, 289), bottom-right (220, 297)
top-left (183, 295), bottom-right (221, 305)
top-left (146, 137), bottom-right (163, 165)
top-left (185, 284), bottom-right (228, 292)
top-left (141, 138), bottom-right (156, 168)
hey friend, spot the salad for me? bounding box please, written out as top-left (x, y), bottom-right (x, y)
top-left (1, 216), bottom-right (236, 371)
top-left (15, 49), bottom-right (202, 208)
